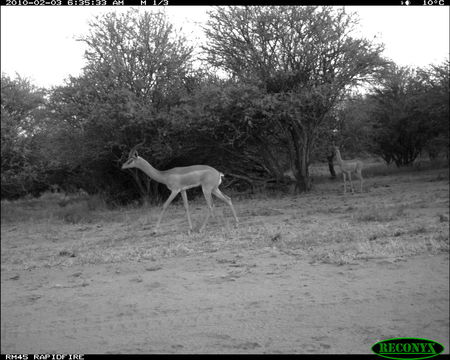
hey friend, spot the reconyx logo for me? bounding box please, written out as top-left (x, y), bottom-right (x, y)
top-left (372, 338), bottom-right (445, 360)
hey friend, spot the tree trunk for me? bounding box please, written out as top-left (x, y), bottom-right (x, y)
top-left (295, 169), bottom-right (312, 193)
top-left (293, 131), bottom-right (312, 193)
top-left (327, 152), bottom-right (336, 178)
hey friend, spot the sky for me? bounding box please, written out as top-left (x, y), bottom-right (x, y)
top-left (1, 5), bottom-right (449, 89)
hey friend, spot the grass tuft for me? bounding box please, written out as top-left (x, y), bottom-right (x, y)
top-left (356, 204), bottom-right (407, 222)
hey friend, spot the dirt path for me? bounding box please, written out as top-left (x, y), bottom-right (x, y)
top-left (2, 249), bottom-right (448, 353)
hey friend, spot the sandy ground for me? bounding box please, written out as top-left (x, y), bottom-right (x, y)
top-left (1, 251), bottom-right (449, 353)
top-left (1, 168), bottom-right (449, 354)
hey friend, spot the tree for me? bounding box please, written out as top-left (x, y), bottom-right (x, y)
top-left (203, 6), bottom-right (385, 191)
top-left (369, 63), bottom-right (448, 166)
top-left (79, 9), bottom-right (194, 112)
top-left (44, 9), bottom-right (196, 204)
top-left (335, 95), bottom-right (376, 157)
top-left (1, 74), bottom-right (48, 198)
top-left (417, 60), bottom-right (449, 159)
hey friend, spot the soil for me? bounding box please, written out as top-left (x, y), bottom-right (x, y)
top-left (1, 250), bottom-right (448, 353)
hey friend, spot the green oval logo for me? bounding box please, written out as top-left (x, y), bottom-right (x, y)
top-left (372, 337), bottom-right (445, 360)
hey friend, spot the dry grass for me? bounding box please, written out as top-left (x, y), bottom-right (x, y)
top-left (1, 161), bottom-right (449, 269)
top-left (355, 204), bottom-right (407, 222)
top-left (1, 192), bottom-right (120, 225)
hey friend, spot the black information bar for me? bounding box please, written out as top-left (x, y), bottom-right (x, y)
top-left (2, 0), bottom-right (445, 6)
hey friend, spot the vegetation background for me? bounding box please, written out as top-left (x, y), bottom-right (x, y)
top-left (2, 7), bottom-right (448, 204)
